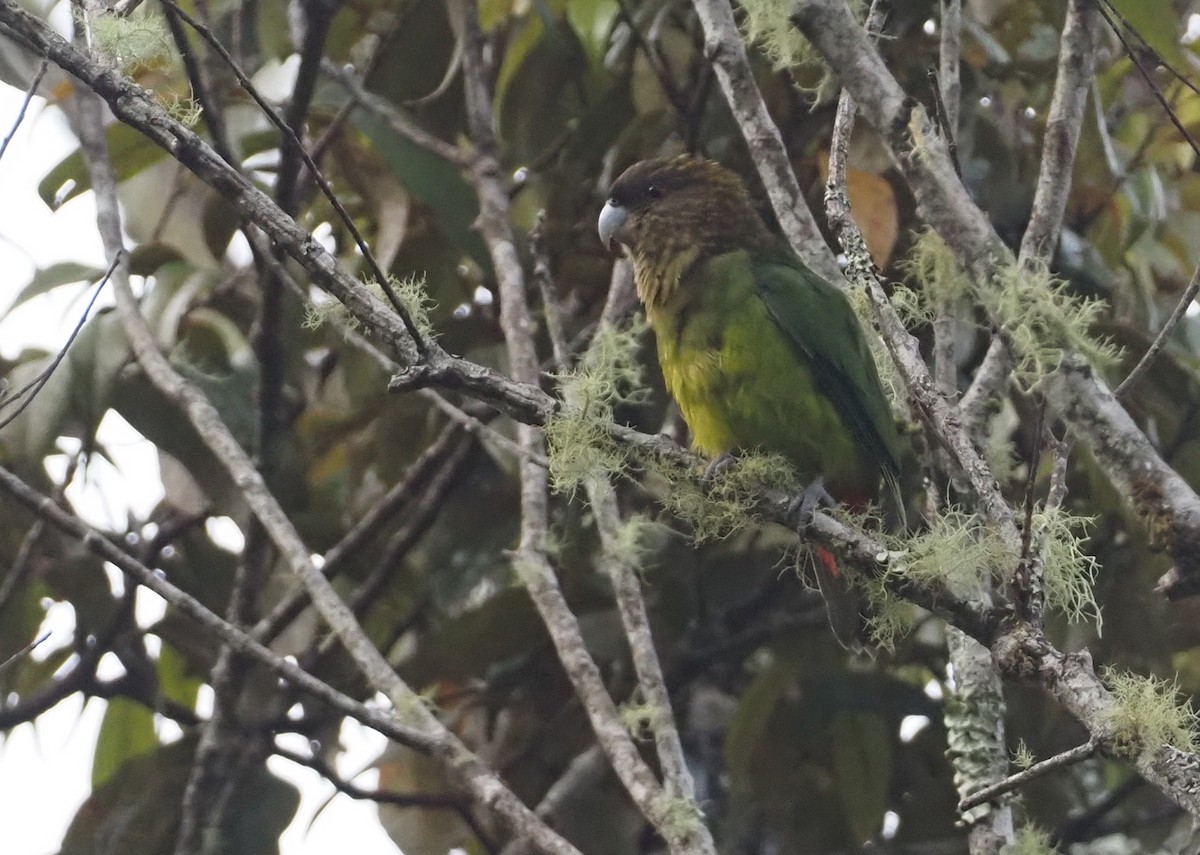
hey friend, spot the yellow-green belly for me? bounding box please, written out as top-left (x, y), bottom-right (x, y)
top-left (651, 297), bottom-right (875, 499)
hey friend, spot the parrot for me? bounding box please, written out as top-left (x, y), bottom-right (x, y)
top-left (597, 155), bottom-right (905, 644)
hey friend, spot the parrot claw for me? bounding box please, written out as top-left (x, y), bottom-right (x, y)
top-left (702, 452), bottom-right (739, 485)
top-left (789, 477), bottom-right (837, 532)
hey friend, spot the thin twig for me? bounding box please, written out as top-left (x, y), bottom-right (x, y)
top-left (1093, 1), bottom-right (1200, 164)
top-left (0, 58), bottom-right (47, 164)
top-left (0, 631), bottom-right (50, 673)
top-left (959, 740), bottom-right (1098, 813)
top-left (926, 68), bottom-right (960, 178)
top-left (615, 0), bottom-right (683, 110)
top-left (319, 59), bottom-right (476, 168)
top-left (0, 257), bottom-right (118, 431)
top-left (1114, 264), bottom-right (1200, 398)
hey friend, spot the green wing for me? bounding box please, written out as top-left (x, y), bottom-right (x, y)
top-left (753, 255), bottom-right (902, 490)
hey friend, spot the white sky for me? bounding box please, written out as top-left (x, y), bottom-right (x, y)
top-left (0, 79), bottom-right (401, 855)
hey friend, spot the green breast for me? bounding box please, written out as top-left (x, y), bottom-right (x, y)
top-left (649, 251), bottom-right (878, 498)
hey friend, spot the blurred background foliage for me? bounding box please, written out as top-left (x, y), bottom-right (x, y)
top-left (5, 0), bottom-right (1200, 852)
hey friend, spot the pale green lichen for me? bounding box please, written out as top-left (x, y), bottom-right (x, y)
top-left (900, 228), bottom-right (973, 306)
top-left (1033, 506), bottom-right (1101, 627)
top-left (1002, 824), bottom-right (1055, 855)
top-left (861, 573), bottom-right (916, 651)
top-left (1011, 738), bottom-right (1035, 770)
top-left (737, 0), bottom-right (859, 97)
top-left (619, 698), bottom-right (665, 736)
top-left (90, 9), bottom-right (173, 72)
top-left (652, 450), bottom-right (796, 542)
top-left (606, 512), bottom-right (661, 572)
top-left (894, 508), bottom-right (1010, 601)
top-left (544, 319), bottom-right (647, 493)
top-left (864, 503), bottom-right (1100, 647)
top-left (983, 263), bottom-right (1118, 389)
top-left (651, 791), bottom-right (707, 840)
top-left (386, 274), bottom-right (438, 341)
top-left (900, 229), bottom-right (1119, 389)
top-left (739, 0), bottom-right (818, 73)
top-left (1101, 670), bottom-right (1200, 755)
top-left (305, 275), bottom-right (435, 340)
top-left (162, 92), bottom-right (202, 128)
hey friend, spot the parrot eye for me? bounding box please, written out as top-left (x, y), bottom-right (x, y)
top-left (646, 184), bottom-right (664, 199)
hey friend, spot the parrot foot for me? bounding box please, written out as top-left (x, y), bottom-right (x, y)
top-left (789, 477), bottom-right (837, 532)
top-left (702, 452), bottom-right (739, 485)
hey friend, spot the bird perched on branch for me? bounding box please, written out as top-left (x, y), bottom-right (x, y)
top-left (598, 155), bottom-right (905, 645)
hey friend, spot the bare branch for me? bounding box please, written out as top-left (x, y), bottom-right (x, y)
top-left (1018, 0), bottom-right (1100, 265)
top-left (959, 739), bottom-right (1098, 813)
top-left (690, 0), bottom-right (841, 281)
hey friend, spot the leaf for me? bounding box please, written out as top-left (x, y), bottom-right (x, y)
top-left (157, 641), bottom-right (203, 711)
top-left (377, 743), bottom-right (473, 855)
top-left (817, 152), bottom-right (898, 268)
top-left (830, 712), bottom-right (891, 845)
top-left (0, 309), bottom-right (131, 461)
top-left (1109, 0), bottom-right (1184, 68)
top-left (4, 262), bottom-right (106, 317)
top-left (61, 740), bottom-right (191, 855)
top-left (62, 736), bottom-right (299, 855)
top-left (724, 661), bottom-right (791, 790)
top-left (345, 93), bottom-right (488, 269)
top-left (93, 697), bottom-right (160, 789)
top-left (37, 122), bottom-right (168, 210)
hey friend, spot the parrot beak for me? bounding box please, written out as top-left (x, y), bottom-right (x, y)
top-left (598, 201), bottom-right (629, 255)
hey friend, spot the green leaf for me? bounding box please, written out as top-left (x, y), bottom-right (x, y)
top-left (93, 697), bottom-right (160, 788)
top-left (1108, 0), bottom-right (1184, 68)
top-left (830, 712), bottom-right (891, 845)
top-left (724, 661), bottom-right (790, 790)
top-left (4, 262), bottom-right (106, 317)
top-left (157, 642), bottom-right (203, 711)
top-left (37, 122), bottom-right (168, 209)
top-left (347, 100), bottom-right (489, 268)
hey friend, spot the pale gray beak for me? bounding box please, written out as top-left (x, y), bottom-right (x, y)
top-left (598, 201), bottom-right (629, 253)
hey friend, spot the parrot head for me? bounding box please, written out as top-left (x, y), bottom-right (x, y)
top-left (599, 156), bottom-right (773, 307)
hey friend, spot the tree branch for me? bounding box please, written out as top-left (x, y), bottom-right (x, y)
top-left (690, 0), bottom-right (841, 281)
top-left (958, 739), bottom-right (1098, 813)
top-left (1017, 0), bottom-right (1099, 265)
